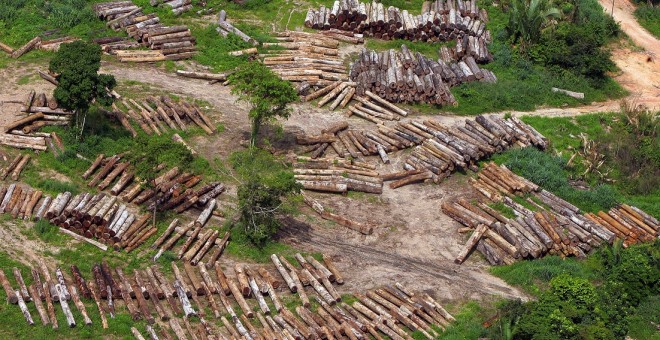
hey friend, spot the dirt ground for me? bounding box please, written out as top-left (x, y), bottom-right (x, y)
top-left (0, 0), bottom-right (657, 306)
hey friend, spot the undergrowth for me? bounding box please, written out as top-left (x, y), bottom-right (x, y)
top-left (634, 4), bottom-right (660, 38)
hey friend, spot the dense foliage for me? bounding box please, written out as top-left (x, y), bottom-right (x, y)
top-left (49, 41), bottom-right (116, 138)
top-left (506, 0), bottom-right (561, 49)
top-left (228, 62), bottom-right (298, 147)
top-left (231, 149), bottom-right (300, 246)
top-left (492, 241), bottom-right (660, 339)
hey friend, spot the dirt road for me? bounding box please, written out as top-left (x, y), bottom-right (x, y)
top-left (598, 0), bottom-right (660, 109)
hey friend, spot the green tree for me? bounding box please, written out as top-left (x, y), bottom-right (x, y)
top-left (507, 0), bottom-right (562, 51)
top-left (49, 41), bottom-right (116, 138)
top-left (228, 62), bottom-right (298, 147)
top-left (131, 136), bottom-right (194, 226)
top-left (231, 149), bottom-right (300, 247)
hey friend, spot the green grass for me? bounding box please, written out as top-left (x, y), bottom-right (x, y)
top-left (437, 301), bottom-right (488, 339)
top-left (365, 38), bottom-right (455, 59)
top-left (635, 4), bottom-right (660, 39)
top-left (519, 113), bottom-right (660, 219)
top-left (491, 256), bottom-right (598, 296)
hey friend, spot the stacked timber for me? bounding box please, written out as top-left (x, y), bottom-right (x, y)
top-left (293, 155), bottom-right (383, 194)
top-left (151, 0), bottom-right (193, 15)
top-left (262, 31), bottom-right (357, 87)
top-left (401, 115), bottom-right (548, 181)
top-left (1, 257), bottom-right (454, 339)
top-left (93, 2), bottom-right (196, 61)
top-left (302, 192), bottom-right (374, 234)
top-left (8, 90), bottom-right (73, 133)
top-left (0, 154), bottom-right (31, 181)
top-left (306, 80), bottom-right (411, 123)
top-left (111, 96), bottom-right (216, 136)
top-left (151, 200), bottom-right (228, 265)
top-left (304, 0), bottom-right (491, 44)
top-left (217, 10), bottom-right (257, 45)
top-left (350, 45), bottom-right (493, 105)
top-left (444, 162), bottom-right (658, 265)
top-left (439, 40), bottom-right (492, 65)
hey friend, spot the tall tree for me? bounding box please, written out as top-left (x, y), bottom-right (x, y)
top-left (507, 0), bottom-right (561, 50)
top-left (49, 41), bottom-right (116, 138)
top-left (228, 62), bottom-right (298, 148)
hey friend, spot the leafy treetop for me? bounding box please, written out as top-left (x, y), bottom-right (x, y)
top-left (228, 62), bottom-right (298, 147)
top-left (49, 40), bottom-right (116, 114)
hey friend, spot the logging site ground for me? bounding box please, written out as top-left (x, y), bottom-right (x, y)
top-left (0, 0), bottom-right (658, 339)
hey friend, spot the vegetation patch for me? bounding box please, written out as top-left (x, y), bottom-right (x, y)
top-left (634, 3), bottom-right (660, 38)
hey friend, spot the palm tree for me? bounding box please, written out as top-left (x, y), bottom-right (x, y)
top-left (507, 0), bottom-right (562, 51)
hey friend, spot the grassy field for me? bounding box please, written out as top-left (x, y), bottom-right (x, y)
top-left (634, 4), bottom-right (660, 38)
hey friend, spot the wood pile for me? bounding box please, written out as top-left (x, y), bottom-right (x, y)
top-left (0, 154), bottom-right (31, 181)
top-left (217, 10), bottom-right (257, 46)
top-left (1, 256), bottom-right (453, 339)
top-left (349, 45), bottom-right (495, 105)
top-left (93, 2), bottom-right (196, 61)
top-left (261, 31), bottom-right (362, 88)
top-left (80, 154), bottom-right (225, 215)
top-left (401, 115), bottom-right (548, 183)
top-left (151, 201), bottom-right (229, 266)
top-left (304, 0), bottom-right (490, 43)
top-left (293, 155), bottom-right (383, 194)
top-left (305, 80), bottom-right (411, 123)
top-left (443, 162), bottom-right (659, 265)
top-left (0, 91), bottom-right (72, 151)
top-left (151, 0), bottom-right (193, 15)
top-left (108, 96), bottom-right (216, 136)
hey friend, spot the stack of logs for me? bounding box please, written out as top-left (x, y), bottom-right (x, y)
top-left (105, 96), bottom-right (216, 137)
top-left (402, 115), bottom-right (548, 183)
top-left (0, 91), bottom-right (72, 151)
top-left (151, 200), bottom-right (229, 267)
top-left (349, 45), bottom-right (495, 105)
top-left (93, 2), bottom-right (196, 61)
top-left (1, 256), bottom-right (453, 339)
top-left (304, 80), bottom-right (412, 125)
top-left (0, 154), bottom-right (31, 181)
top-left (304, 0), bottom-right (491, 44)
top-left (293, 155), bottom-right (384, 195)
top-left (151, 0), bottom-right (193, 15)
top-left (444, 162), bottom-right (659, 265)
top-left (81, 154), bottom-right (225, 215)
top-left (262, 31), bottom-right (359, 88)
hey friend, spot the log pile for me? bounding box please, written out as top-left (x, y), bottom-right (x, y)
top-left (294, 156), bottom-right (383, 194)
top-left (349, 45), bottom-right (495, 106)
top-left (401, 115), bottom-right (548, 183)
top-left (1, 154), bottom-right (31, 181)
top-left (443, 162), bottom-right (658, 265)
top-left (305, 0), bottom-right (491, 44)
top-left (1, 256), bottom-right (454, 339)
top-left (93, 2), bottom-right (196, 61)
top-left (217, 10), bottom-right (257, 45)
top-left (80, 154), bottom-right (224, 215)
top-left (151, 201), bottom-right (229, 266)
top-left (262, 31), bottom-right (359, 88)
top-left (109, 95), bottom-right (216, 136)
top-left (0, 91), bottom-right (72, 151)
top-left (151, 0), bottom-right (193, 15)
